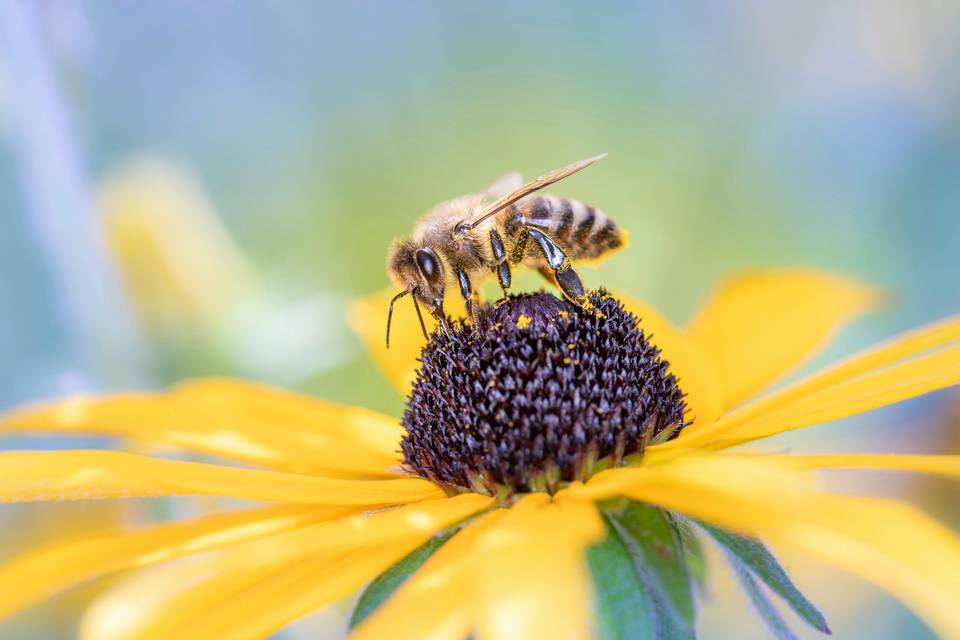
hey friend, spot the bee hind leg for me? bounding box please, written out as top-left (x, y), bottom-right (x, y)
top-left (536, 265), bottom-right (557, 287)
top-left (526, 227), bottom-right (586, 305)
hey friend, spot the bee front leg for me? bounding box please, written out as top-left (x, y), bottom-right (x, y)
top-left (431, 306), bottom-right (451, 337)
top-left (525, 227), bottom-right (586, 304)
top-left (455, 267), bottom-right (479, 327)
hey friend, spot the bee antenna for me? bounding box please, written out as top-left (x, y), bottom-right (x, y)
top-left (410, 289), bottom-right (429, 341)
top-left (386, 289), bottom-right (411, 349)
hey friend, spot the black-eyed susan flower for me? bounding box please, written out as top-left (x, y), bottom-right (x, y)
top-left (1, 269), bottom-right (959, 639)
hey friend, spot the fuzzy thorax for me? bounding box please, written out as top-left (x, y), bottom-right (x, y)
top-left (400, 291), bottom-right (687, 499)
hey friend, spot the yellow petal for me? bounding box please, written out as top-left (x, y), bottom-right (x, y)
top-left (616, 292), bottom-right (722, 427)
top-left (82, 541), bottom-right (328, 640)
top-left (144, 494), bottom-right (492, 640)
top-left (652, 313), bottom-right (960, 459)
top-left (80, 552), bottom-right (238, 640)
top-left (688, 342), bottom-right (960, 451)
top-left (0, 503), bottom-right (355, 621)
top-left (0, 450), bottom-right (442, 504)
top-left (687, 269), bottom-right (879, 410)
top-left (473, 493), bottom-right (604, 640)
top-left (571, 455), bottom-right (960, 639)
top-left (734, 311), bottom-right (960, 421)
top-left (81, 494), bottom-right (492, 640)
top-left (180, 541), bottom-right (433, 640)
top-left (356, 494), bottom-right (604, 640)
top-left (348, 286), bottom-right (467, 397)
top-left (352, 509), bottom-right (507, 640)
top-left (171, 378), bottom-right (404, 476)
top-left (1, 377), bottom-right (404, 477)
top-left (778, 452), bottom-right (960, 478)
top-left (572, 455), bottom-right (815, 507)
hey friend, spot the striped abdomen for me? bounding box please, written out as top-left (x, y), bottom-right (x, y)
top-left (504, 194), bottom-right (626, 261)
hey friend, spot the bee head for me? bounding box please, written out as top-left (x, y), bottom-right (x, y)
top-left (388, 239), bottom-right (446, 304)
top-left (386, 240), bottom-right (447, 347)
top-left (413, 247), bottom-right (446, 306)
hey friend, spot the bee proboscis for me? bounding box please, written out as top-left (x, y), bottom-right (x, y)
top-left (385, 154), bottom-right (627, 347)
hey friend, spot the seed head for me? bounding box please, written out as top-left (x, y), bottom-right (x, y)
top-left (401, 291), bottom-right (687, 498)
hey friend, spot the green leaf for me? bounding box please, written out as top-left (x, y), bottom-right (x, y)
top-left (609, 502), bottom-right (696, 626)
top-left (729, 557), bottom-right (799, 640)
top-left (700, 523), bottom-right (831, 635)
top-left (588, 517), bottom-right (654, 640)
top-left (349, 532), bottom-right (453, 629)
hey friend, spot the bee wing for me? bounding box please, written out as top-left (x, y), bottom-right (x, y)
top-left (481, 172), bottom-right (523, 199)
top-left (451, 173), bottom-right (523, 229)
top-left (457, 154), bottom-right (607, 231)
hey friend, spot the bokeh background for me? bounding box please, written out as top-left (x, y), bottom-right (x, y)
top-left (1, 2), bottom-right (958, 638)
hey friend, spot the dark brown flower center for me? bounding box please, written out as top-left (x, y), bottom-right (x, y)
top-left (400, 291), bottom-right (687, 498)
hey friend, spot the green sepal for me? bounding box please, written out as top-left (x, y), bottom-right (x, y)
top-left (671, 515), bottom-right (708, 591)
top-left (589, 512), bottom-right (695, 640)
top-left (644, 578), bottom-right (695, 640)
top-left (348, 531), bottom-right (453, 629)
top-left (608, 502), bottom-right (696, 626)
top-left (587, 516), bottom-right (654, 640)
top-left (729, 559), bottom-right (799, 640)
top-left (700, 523), bottom-right (831, 635)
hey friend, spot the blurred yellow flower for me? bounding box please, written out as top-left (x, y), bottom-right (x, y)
top-left (99, 156), bottom-right (257, 332)
top-left (98, 156), bottom-right (346, 384)
top-left (0, 269), bottom-right (958, 639)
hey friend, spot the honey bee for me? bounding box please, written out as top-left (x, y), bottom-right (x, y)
top-left (386, 154), bottom-right (627, 347)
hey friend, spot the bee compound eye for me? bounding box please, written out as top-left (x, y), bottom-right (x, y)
top-left (415, 249), bottom-right (439, 280)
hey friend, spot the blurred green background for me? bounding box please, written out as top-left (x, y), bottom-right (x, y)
top-left (1, 2), bottom-right (958, 638)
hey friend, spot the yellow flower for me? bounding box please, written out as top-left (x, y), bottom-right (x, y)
top-left (1, 268), bottom-right (959, 639)
top-left (99, 155), bottom-right (257, 331)
top-left (99, 155), bottom-right (347, 384)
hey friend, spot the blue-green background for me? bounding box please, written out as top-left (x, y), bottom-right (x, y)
top-left (1, 3), bottom-right (958, 638)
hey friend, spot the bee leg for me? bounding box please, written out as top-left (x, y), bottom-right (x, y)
top-left (489, 228), bottom-right (512, 299)
top-left (430, 306), bottom-right (451, 338)
top-left (536, 265), bottom-right (557, 287)
top-left (495, 262), bottom-right (512, 300)
top-left (455, 267), bottom-right (479, 327)
top-left (526, 227), bottom-right (586, 304)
